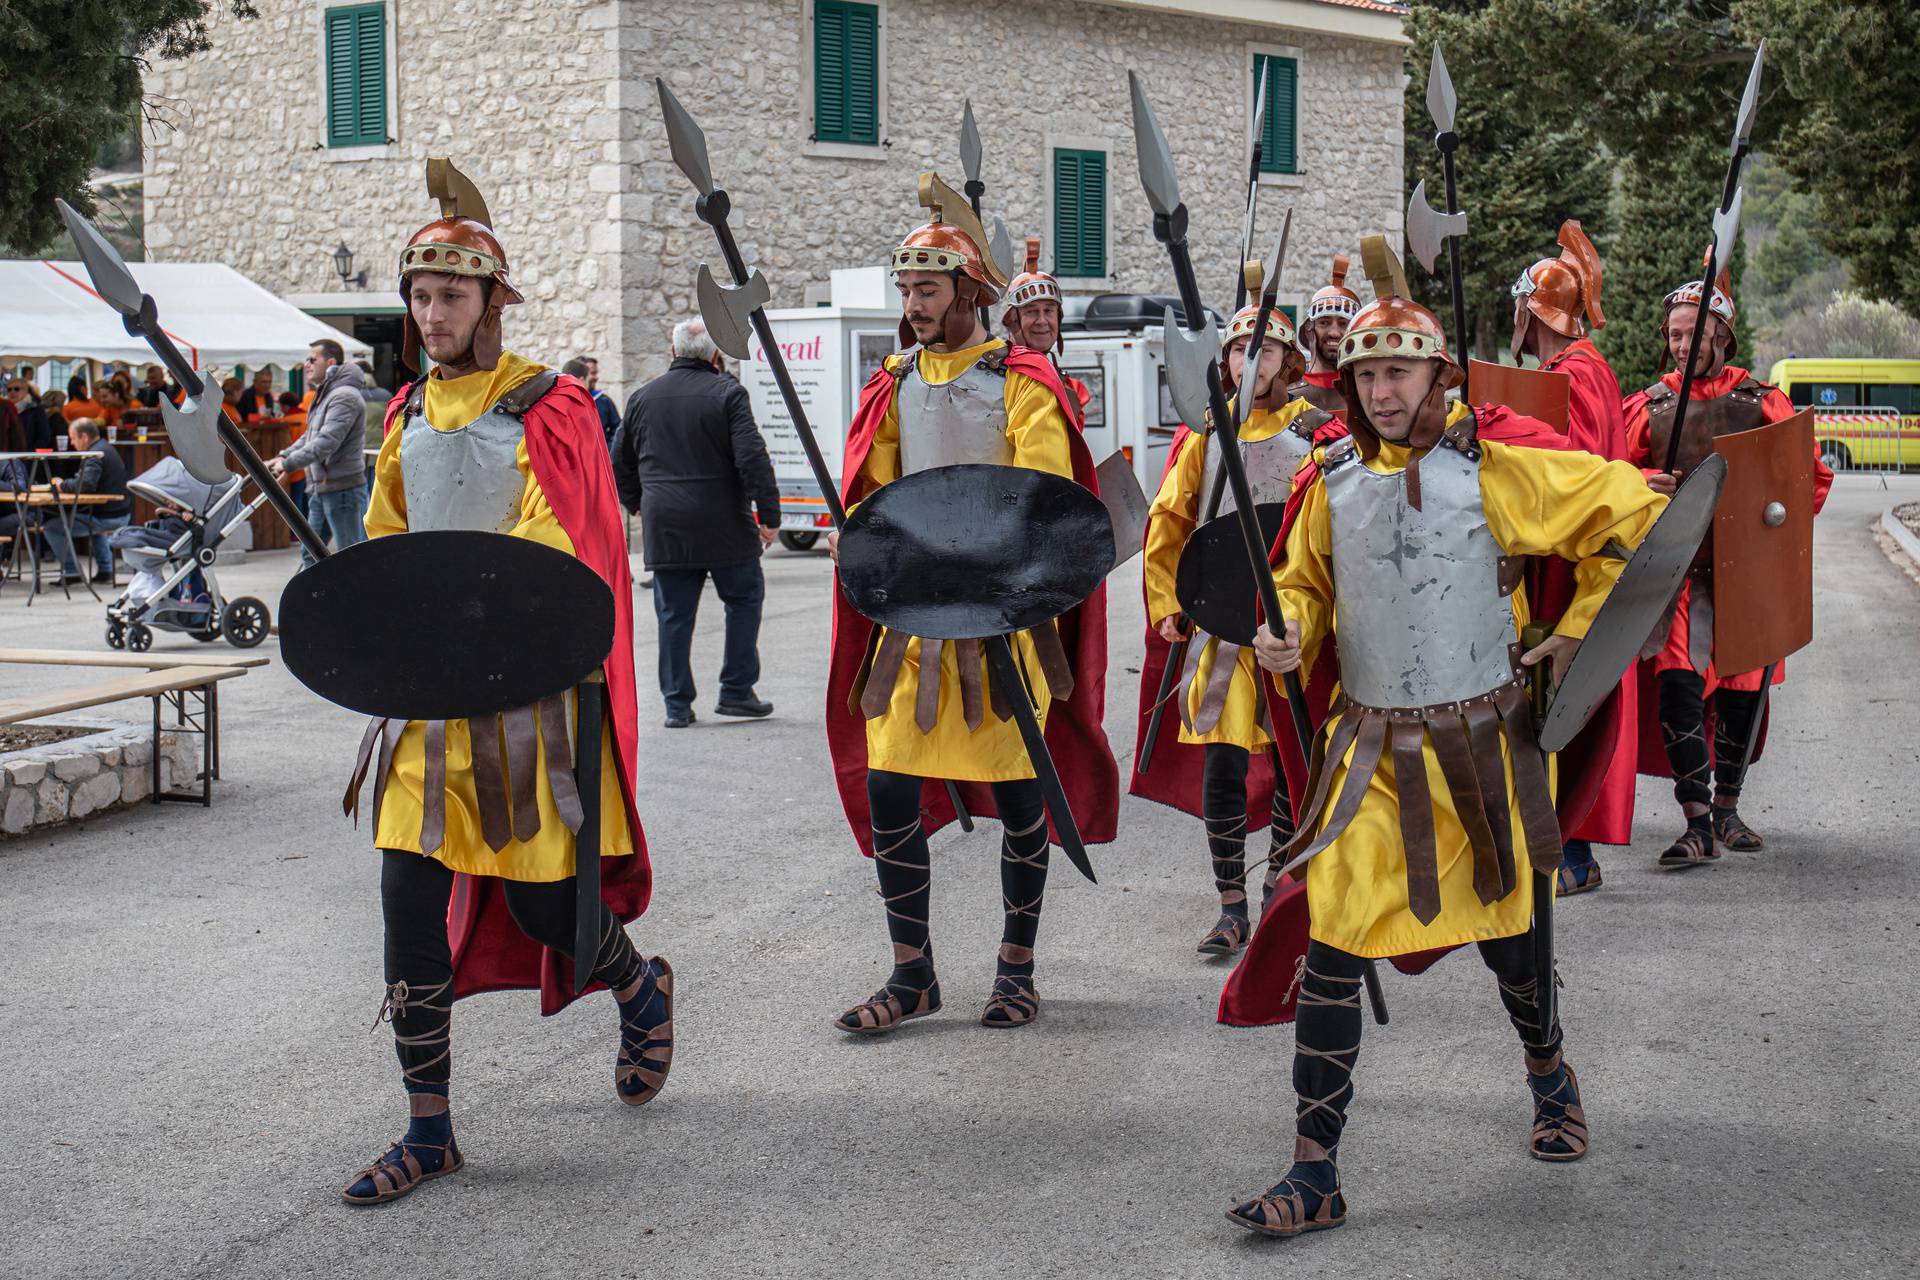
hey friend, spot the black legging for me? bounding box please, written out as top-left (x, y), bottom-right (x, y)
top-left (1202, 744), bottom-right (1295, 904)
top-left (1657, 670), bottom-right (1764, 808)
top-left (1292, 933), bottom-right (1560, 1153)
top-left (866, 770), bottom-right (1051, 983)
top-left (378, 849), bottom-right (647, 1094)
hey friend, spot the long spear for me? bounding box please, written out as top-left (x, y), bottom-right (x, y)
top-left (1234, 59), bottom-right (1272, 314)
top-left (1661, 44), bottom-right (1766, 476)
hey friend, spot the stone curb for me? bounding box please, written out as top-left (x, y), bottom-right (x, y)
top-left (1882, 505), bottom-right (1920, 569)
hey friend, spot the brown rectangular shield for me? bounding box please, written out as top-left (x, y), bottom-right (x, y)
top-left (1467, 359), bottom-right (1571, 434)
top-left (1712, 408), bottom-right (1816, 674)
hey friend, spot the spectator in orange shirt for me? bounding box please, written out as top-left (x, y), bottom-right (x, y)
top-left (62, 376), bottom-right (105, 425)
top-left (238, 369), bottom-right (277, 422)
top-left (277, 391), bottom-right (309, 511)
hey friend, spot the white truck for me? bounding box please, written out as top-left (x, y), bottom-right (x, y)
top-left (731, 268), bottom-right (1212, 547)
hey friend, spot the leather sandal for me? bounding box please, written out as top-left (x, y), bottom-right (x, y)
top-left (834, 974), bottom-right (941, 1035)
top-left (1226, 1167), bottom-right (1346, 1238)
top-left (1712, 809), bottom-right (1764, 852)
top-left (1657, 826), bottom-right (1719, 868)
top-left (1556, 863), bottom-right (1602, 896)
top-left (1528, 1058), bottom-right (1588, 1162)
top-left (1197, 910), bottom-right (1251, 956)
top-left (340, 1137), bottom-right (463, 1206)
top-left (980, 973), bottom-right (1039, 1028)
top-left (615, 957), bottom-right (674, 1107)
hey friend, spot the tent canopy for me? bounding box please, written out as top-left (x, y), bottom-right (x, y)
top-left (0, 259), bottom-right (371, 371)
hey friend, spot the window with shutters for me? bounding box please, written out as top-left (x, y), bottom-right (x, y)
top-left (1252, 52), bottom-right (1299, 176)
top-left (813, 1), bottom-right (879, 146)
top-left (1052, 148), bottom-right (1107, 279)
top-left (325, 4), bottom-right (388, 149)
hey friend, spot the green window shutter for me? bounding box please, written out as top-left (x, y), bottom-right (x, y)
top-left (814, 2), bottom-right (879, 145)
top-left (325, 5), bottom-right (387, 148)
top-left (1053, 149), bottom-right (1107, 278)
top-left (1255, 54), bottom-right (1298, 175)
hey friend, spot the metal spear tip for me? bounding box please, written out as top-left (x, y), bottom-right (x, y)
top-left (1406, 179), bottom-right (1467, 275)
top-left (961, 100), bottom-right (983, 185)
top-left (1247, 58), bottom-right (1271, 156)
top-left (1259, 207), bottom-right (1292, 302)
top-left (656, 77), bottom-right (715, 196)
top-left (55, 199), bottom-right (145, 319)
top-left (1711, 185), bottom-right (1746, 262)
top-left (1128, 71), bottom-right (1182, 219)
top-left (1733, 41), bottom-right (1765, 152)
top-left (988, 216), bottom-right (1015, 282)
top-left (1426, 42), bottom-right (1458, 135)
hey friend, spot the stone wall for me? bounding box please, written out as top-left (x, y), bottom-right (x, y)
top-left (0, 723), bottom-right (201, 837)
top-left (143, 0), bottom-right (1404, 395)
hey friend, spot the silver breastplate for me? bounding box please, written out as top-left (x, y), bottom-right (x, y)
top-left (896, 351), bottom-right (1013, 475)
top-left (399, 397), bottom-right (531, 533)
top-left (1200, 421), bottom-right (1314, 515)
top-left (1324, 441), bottom-right (1516, 708)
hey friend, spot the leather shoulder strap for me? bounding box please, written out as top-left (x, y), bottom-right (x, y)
top-left (1438, 407), bottom-right (1484, 459)
top-left (1732, 375), bottom-right (1776, 402)
top-left (886, 347), bottom-right (919, 383)
top-left (1321, 436), bottom-right (1358, 473)
top-left (402, 378), bottom-right (428, 419)
top-left (1644, 380), bottom-right (1676, 404)
top-left (496, 370), bottom-right (561, 419)
top-left (1291, 407), bottom-right (1335, 440)
top-left (976, 347), bottom-right (1010, 376)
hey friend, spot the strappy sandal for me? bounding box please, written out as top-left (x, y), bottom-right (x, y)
top-left (1197, 910), bottom-right (1251, 956)
top-left (1712, 809), bottom-right (1764, 852)
top-left (1556, 862), bottom-right (1602, 896)
top-left (980, 973), bottom-right (1039, 1028)
top-left (1225, 1168), bottom-right (1347, 1238)
top-left (834, 974), bottom-right (941, 1035)
top-left (615, 957), bottom-right (674, 1107)
top-left (1657, 826), bottom-right (1720, 868)
top-left (340, 1137), bottom-right (463, 1206)
top-left (1528, 1060), bottom-right (1589, 1162)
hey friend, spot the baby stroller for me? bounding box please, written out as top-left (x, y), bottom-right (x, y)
top-left (105, 457), bottom-right (274, 651)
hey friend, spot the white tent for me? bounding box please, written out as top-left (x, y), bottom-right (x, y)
top-left (0, 259), bottom-right (371, 371)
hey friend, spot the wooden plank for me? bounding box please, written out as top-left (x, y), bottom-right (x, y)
top-left (0, 665), bottom-right (248, 726)
top-left (0, 648), bottom-right (270, 671)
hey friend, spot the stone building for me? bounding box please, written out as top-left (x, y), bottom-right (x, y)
top-left (144, 0), bottom-right (1407, 395)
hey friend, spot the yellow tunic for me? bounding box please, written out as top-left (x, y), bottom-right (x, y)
top-left (856, 337), bottom-right (1075, 782)
top-left (364, 351), bottom-right (633, 882)
top-left (1142, 399), bottom-right (1319, 752)
top-left (1275, 403), bottom-right (1665, 956)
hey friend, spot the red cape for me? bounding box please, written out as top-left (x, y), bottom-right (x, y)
top-left (381, 373), bottom-right (650, 1016)
top-left (1218, 403), bottom-right (1619, 1027)
top-left (1128, 413), bottom-right (1347, 830)
top-left (824, 345), bottom-right (1119, 853)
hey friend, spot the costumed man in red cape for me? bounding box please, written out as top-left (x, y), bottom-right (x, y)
top-left (1509, 220), bottom-right (1637, 894)
top-left (1222, 255), bottom-right (1668, 1240)
top-left (1625, 267), bottom-right (1831, 868)
top-left (824, 179), bottom-right (1117, 1034)
top-left (1290, 254), bottom-right (1360, 415)
top-left (338, 160), bottom-right (671, 1205)
top-left (1134, 296), bottom-right (1337, 956)
top-left (1000, 237), bottom-right (1091, 426)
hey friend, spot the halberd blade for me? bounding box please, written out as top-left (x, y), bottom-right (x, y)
top-left (656, 78), bottom-right (715, 196)
top-left (1163, 307), bottom-right (1219, 433)
top-left (1261, 208), bottom-right (1292, 302)
top-left (988, 216), bottom-right (1014, 282)
top-left (1247, 58), bottom-right (1271, 160)
top-left (696, 264), bottom-right (770, 361)
top-left (1406, 180), bottom-right (1467, 275)
top-left (961, 100), bottom-right (983, 185)
top-left (1711, 185), bottom-right (1746, 261)
top-left (56, 199), bottom-right (144, 319)
top-left (1426, 43), bottom-right (1457, 135)
top-left (1733, 42), bottom-right (1765, 154)
top-left (160, 389), bottom-right (237, 485)
top-left (1129, 71), bottom-right (1182, 219)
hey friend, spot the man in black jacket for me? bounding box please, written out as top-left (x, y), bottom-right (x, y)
top-left (614, 319), bottom-right (782, 728)
top-left (46, 419), bottom-right (132, 583)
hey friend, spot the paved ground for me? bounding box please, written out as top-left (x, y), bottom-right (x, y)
top-left (0, 476), bottom-right (1915, 1279)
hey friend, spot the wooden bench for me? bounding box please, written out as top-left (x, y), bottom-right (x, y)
top-left (0, 649), bottom-right (261, 806)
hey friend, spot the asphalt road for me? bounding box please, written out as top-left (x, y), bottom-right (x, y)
top-left (0, 477), bottom-right (1914, 1279)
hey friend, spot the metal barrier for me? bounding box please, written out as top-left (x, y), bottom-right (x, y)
top-left (1812, 406), bottom-right (1914, 476)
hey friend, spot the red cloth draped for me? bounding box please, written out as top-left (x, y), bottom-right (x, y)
top-left (380, 375), bottom-right (650, 1016)
top-left (823, 348), bottom-right (1119, 854)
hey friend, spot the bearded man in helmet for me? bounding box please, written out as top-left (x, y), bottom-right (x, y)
top-left (822, 177), bottom-right (1117, 1036)
top-left (338, 159), bottom-right (674, 1206)
top-left (1623, 268), bottom-right (1831, 870)
top-left (1135, 298), bottom-right (1336, 956)
top-left (1227, 262), bottom-right (1669, 1239)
